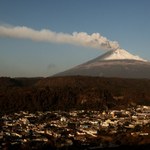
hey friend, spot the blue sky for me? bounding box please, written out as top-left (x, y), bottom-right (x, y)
top-left (0, 0), bottom-right (150, 77)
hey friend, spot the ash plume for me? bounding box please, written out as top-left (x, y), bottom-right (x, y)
top-left (0, 25), bottom-right (119, 50)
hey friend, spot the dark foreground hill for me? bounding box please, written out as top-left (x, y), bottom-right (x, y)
top-left (0, 76), bottom-right (150, 115)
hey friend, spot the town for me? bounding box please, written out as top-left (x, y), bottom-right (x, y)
top-left (0, 105), bottom-right (150, 149)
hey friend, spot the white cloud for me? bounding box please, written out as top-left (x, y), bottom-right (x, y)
top-left (0, 25), bottom-right (119, 50)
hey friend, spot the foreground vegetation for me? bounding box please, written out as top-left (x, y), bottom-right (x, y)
top-left (0, 76), bottom-right (150, 115)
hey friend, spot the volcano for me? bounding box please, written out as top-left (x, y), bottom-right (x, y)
top-left (55, 49), bottom-right (150, 78)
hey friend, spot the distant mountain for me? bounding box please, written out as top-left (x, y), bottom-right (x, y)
top-left (55, 49), bottom-right (150, 78)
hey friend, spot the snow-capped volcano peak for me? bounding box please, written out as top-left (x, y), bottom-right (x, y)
top-left (54, 48), bottom-right (150, 78)
top-left (99, 49), bottom-right (147, 62)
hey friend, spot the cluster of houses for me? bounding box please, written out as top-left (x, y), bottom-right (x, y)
top-left (0, 105), bottom-right (150, 149)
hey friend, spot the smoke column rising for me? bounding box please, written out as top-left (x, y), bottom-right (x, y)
top-left (0, 25), bottom-right (119, 50)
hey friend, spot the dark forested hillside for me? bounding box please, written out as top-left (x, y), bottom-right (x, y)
top-left (0, 76), bottom-right (150, 115)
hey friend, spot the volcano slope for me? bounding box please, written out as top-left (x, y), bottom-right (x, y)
top-left (55, 49), bottom-right (150, 78)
